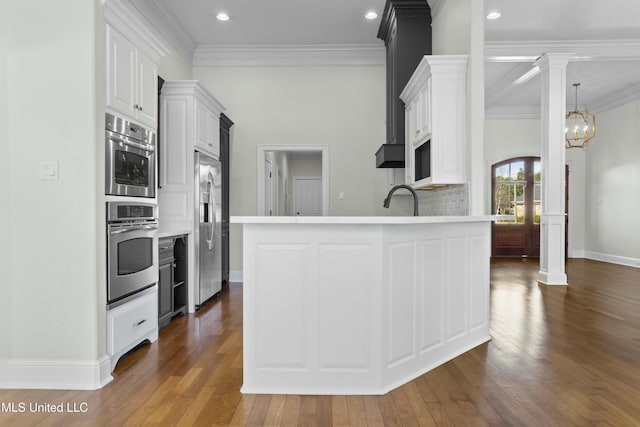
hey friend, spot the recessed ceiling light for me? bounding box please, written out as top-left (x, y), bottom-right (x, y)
top-left (365, 11), bottom-right (378, 20)
top-left (486, 11), bottom-right (501, 20)
top-left (216, 12), bottom-right (230, 22)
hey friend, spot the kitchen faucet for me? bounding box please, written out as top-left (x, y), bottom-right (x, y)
top-left (383, 184), bottom-right (419, 216)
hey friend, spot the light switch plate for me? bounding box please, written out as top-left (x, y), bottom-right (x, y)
top-left (39, 161), bottom-right (59, 181)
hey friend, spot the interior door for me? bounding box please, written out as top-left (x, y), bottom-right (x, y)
top-left (264, 159), bottom-right (272, 216)
top-left (277, 169), bottom-right (285, 216)
top-left (492, 157), bottom-right (541, 257)
top-left (294, 177), bottom-right (322, 216)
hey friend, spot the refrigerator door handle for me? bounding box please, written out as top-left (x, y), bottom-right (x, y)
top-left (208, 175), bottom-right (216, 251)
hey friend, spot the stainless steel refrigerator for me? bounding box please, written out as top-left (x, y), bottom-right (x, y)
top-left (194, 151), bottom-right (222, 307)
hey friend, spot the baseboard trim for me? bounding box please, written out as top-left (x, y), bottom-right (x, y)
top-left (229, 270), bottom-right (243, 283)
top-left (583, 251), bottom-right (640, 269)
top-left (538, 270), bottom-right (568, 285)
top-left (0, 355), bottom-right (113, 390)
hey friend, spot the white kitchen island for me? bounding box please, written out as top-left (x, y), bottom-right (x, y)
top-left (231, 215), bottom-right (494, 395)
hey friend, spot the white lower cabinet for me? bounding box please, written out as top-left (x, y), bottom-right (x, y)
top-left (107, 286), bottom-right (158, 372)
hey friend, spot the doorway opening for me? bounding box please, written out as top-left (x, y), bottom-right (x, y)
top-left (257, 145), bottom-right (329, 216)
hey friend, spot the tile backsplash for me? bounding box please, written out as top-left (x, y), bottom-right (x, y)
top-left (417, 184), bottom-right (469, 216)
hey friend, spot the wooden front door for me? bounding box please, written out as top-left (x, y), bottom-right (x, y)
top-left (492, 157), bottom-right (541, 257)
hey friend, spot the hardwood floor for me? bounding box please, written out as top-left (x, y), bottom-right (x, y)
top-left (2, 258), bottom-right (640, 426)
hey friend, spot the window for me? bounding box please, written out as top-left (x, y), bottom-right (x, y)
top-left (494, 160), bottom-right (526, 223)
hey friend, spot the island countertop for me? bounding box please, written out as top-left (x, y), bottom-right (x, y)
top-left (231, 215), bottom-right (500, 224)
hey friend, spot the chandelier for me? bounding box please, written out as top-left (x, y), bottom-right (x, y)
top-left (565, 83), bottom-right (596, 149)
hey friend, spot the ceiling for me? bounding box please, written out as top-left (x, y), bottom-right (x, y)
top-left (131, 0), bottom-right (640, 117)
top-left (484, 0), bottom-right (640, 117)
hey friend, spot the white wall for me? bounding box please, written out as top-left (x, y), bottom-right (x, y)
top-left (0, 7), bottom-right (10, 360)
top-left (0, 0), bottom-right (192, 387)
top-left (2, 0), bottom-right (103, 365)
top-left (585, 100), bottom-right (640, 264)
top-left (192, 65), bottom-right (405, 271)
top-left (566, 148), bottom-right (586, 257)
top-left (289, 155), bottom-right (323, 177)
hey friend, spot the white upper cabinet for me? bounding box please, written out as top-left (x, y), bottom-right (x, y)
top-left (104, 0), bottom-right (167, 130)
top-left (106, 25), bottom-right (158, 129)
top-left (195, 101), bottom-right (219, 156)
top-left (400, 55), bottom-right (468, 189)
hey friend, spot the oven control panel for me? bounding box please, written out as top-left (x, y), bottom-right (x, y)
top-left (107, 201), bottom-right (158, 222)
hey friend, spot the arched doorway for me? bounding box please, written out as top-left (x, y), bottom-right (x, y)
top-left (491, 157), bottom-right (541, 257)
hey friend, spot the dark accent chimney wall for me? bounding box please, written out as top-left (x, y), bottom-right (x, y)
top-left (375, 0), bottom-right (432, 168)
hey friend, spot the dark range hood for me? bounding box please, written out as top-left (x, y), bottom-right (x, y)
top-left (375, 0), bottom-right (432, 168)
top-left (375, 144), bottom-right (405, 168)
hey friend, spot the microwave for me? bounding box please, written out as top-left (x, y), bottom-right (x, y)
top-left (105, 113), bottom-right (156, 198)
top-left (414, 139), bottom-right (431, 182)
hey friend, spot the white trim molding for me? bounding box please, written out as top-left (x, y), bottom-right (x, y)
top-left (589, 81), bottom-right (640, 114)
top-left (0, 356), bottom-right (112, 390)
top-left (583, 251), bottom-right (640, 269)
top-left (486, 39), bottom-right (640, 60)
top-left (428, 0), bottom-right (445, 20)
top-left (485, 105), bottom-right (541, 119)
top-left (193, 44), bottom-right (385, 67)
top-left (129, 0), bottom-right (197, 58)
top-left (104, 0), bottom-right (169, 62)
top-left (229, 271), bottom-right (244, 283)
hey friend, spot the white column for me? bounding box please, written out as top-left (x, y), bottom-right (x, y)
top-left (535, 53), bottom-right (572, 285)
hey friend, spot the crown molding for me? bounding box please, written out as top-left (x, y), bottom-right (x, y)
top-left (429, 0), bottom-right (444, 20)
top-left (129, 0), bottom-right (196, 58)
top-left (192, 44), bottom-right (386, 67)
top-left (104, 0), bottom-right (169, 62)
top-left (486, 83), bottom-right (640, 119)
top-left (486, 39), bottom-right (640, 61)
top-left (485, 105), bottom-right (540, 120)
top-left (589, 81), bottom-right (640, 114)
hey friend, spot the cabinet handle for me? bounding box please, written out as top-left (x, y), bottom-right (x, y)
top-left (415, 130), bottom-right (420, 136)
top-left (134, 319), bottom-right (147, 327)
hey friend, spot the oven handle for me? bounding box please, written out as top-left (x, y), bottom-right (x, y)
top-left (107, 131), bottom-right (155, 153)
top-left (110, 224), bottom-right (158, 235)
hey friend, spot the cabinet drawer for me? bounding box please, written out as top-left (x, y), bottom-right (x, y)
top-left (107, 287), bottom-right (158, 355)
top-left (159, 237), bottom-right (174, 261)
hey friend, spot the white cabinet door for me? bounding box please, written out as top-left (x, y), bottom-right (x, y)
top-left (107, 26), bottom-right (136, 118)
top-left (106, 26), bottom-right (158, 129)
top-left (195, 103), bottom-right (209, 149)
top-left (418, 79), bottom-right (431, 137)
top-left (136, 49), bottom-right (158, 128)
top-left (195, 102), bottom-right (219, 157)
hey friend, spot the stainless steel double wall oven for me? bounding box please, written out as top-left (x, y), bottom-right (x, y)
top-left (106, 201), bottom-right (158, 307)
top-left (105, 113), bottom-right (158, 308)
top-left (105, 112), bottom-right (156, 198)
